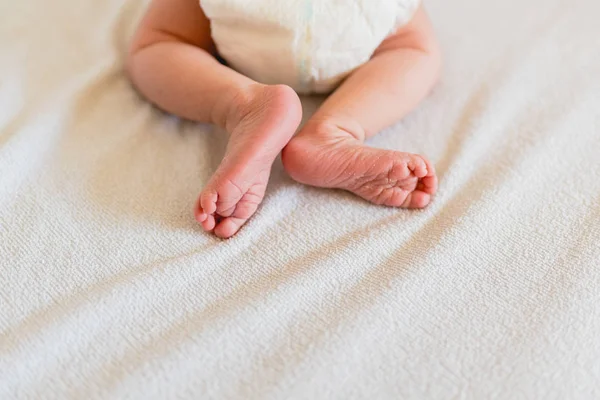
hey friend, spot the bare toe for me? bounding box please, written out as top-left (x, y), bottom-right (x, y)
top-left (408, 156), bottom-right (428, 178)
top-left (214, 217), bottom-right (246, 239)
top-left (199, 190), bottom-right (216, 214)
top-left (201, 213), bottom-right (216, 232)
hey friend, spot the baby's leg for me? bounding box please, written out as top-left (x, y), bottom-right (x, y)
top-left (127, 0), bottom-right (302, 238)
top-left (282, 6), bottom-right (440, 208)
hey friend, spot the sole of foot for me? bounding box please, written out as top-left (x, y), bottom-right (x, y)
top-left (196, 84), bottom-right (302, 238)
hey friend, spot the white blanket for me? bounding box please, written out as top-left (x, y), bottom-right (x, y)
top-left (1, 0), bottom-right (599, 398)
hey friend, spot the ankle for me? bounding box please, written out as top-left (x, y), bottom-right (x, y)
top-left (211, 83), bottom-right (263, 131)
top-left (212, 83), bottom-right (300, 134)
top-left (297, 115), bottom-right (367, 142)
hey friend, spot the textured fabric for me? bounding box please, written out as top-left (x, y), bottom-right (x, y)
top-left (1, 0), bottom-right (600, 399)
top-left (201, 0), bottom-right (421, 93)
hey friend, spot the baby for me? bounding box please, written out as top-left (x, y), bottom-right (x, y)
top-left (127, 0), bottom-right (441, 238)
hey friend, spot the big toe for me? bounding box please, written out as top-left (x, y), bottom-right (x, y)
top-left (214, 217), bottom-right (246, 239)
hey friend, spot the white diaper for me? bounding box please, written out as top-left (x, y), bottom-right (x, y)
top-left (201, 0), bottom-right (421, 94)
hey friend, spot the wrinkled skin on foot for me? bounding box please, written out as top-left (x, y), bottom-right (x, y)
top-left (282, 121), bottom-right (437, 209)
top-left (196, 84), bottom-right (302, 238)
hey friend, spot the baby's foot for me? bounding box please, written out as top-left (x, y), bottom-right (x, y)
top-left (196, 84), bottom-right (302, 238)
top-left (282, 121), bottom-right (437, 208)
